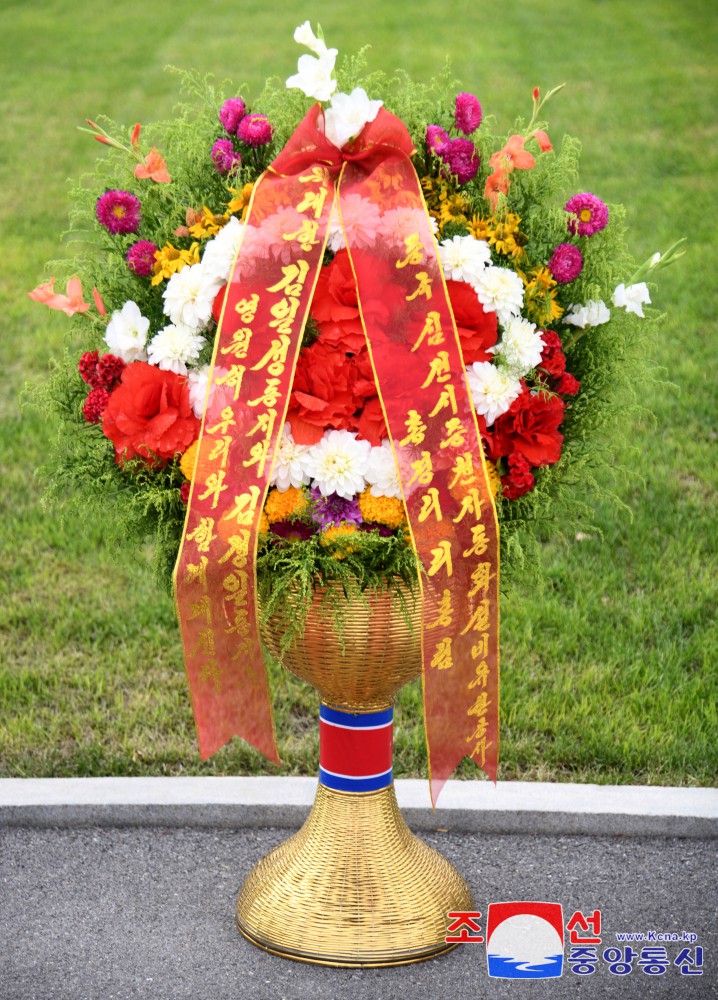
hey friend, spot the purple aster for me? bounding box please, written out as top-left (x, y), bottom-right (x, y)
top-left (96, 190), bottom-right (141, 235)
top-left (270, 521), bottom-right (314, 543)
top-left (454, 92), bottom-right (482, 135)
top-left (547, 243), bottom-right (584, 284)
top-left (211, 138), bottom-right (242, 175)
top-left (565, 192), bottom-right (609, 237)
top-left (310, 487), bottom-right (362, 529)
top-left (236, 113), bottom-right (274, 147)
top-left (426, 124), bottom-right (450, 154)
top-left (126, 239), bottom-right (158, 277)
top-left (219, 97), bottom-right (246, 134)
top-left (440, 138), bottom-right (480, 185)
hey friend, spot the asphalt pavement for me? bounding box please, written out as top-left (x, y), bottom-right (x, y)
top-left (1, 824), bottom-right (715, 1000)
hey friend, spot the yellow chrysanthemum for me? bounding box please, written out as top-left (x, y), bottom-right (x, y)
top-left (188, 206), bottom-right (226, 239)
top-left (264, 486), bottom-right (308, 523)
top-left (467, 216), bottom-right (493, 240)
top-left (438, 194), bottom-right (469, 228)
top-left (179, 439), bottom-right (200, 481)
top-left (226, 182), bottom-right (254, 219)
top-left (151, 242), bottom-right (201, 286)
top-left (320, 523), bottom-right (359, 558)
top-left (358, 489), bottom-right (407, 529)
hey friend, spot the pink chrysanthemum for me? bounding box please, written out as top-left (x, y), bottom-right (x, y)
top-left (565, 192), bottom-right (609, 237)
top-left (454, 92), bottom-right (482, 134)
top-left (96, 190), bottom-right (141, 235)
top-left (219, 97), bottom-right (246, 134)
top-left (211, 139), bottom-right (241, 175)
top-left (82, 387), bottom-right (111, 424)
top-left (126, 240), bottom-right (158, 277)
top-left (236, 113), bottom-right (273, 147)
top-left (426, 124), bottom-right (450, 153)
top-left (440, 138), bottom-right (480, 185)
top-left (547, 243), bottom-right (584, 284)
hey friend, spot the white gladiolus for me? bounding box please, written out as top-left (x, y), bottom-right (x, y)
top-left (147, 324), bottom-right (206, 375)
top-left (612, 282), bottom-right (651, 318)
top-left (466, 361), bottom-right (523, 427)
top-left (563, 300), bottom-right (611, 329)
top-left (286, 23), bottom-right (337, 101)
top-left (324, 88), bottom-right (383, 149)
top-left (104, 300), bottom-right (149, 363)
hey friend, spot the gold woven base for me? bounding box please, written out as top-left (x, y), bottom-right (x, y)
top-left (236, 783), bottom-right (472, 967)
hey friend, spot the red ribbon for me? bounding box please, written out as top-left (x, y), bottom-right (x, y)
top-left (174, 104), bottom-right (500, 803)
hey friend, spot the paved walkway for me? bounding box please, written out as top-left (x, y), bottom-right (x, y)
top-left (1, 825), bottom-right (715, 999)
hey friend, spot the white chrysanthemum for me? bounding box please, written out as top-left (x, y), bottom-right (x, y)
top-left (304, 429), bottom-right (371, 499)
top-left (612, 282), bottom-right (650, 318)
top-left (563, 300), bottom-right (611, 329)
top-left (438, 235), bottom-right (491, 284)
top-left (269, 423), bottom-right (313, 492)
top-left (491, 317), bottom-right (545, 378)
top-left (327, 194), bottom-right (382, 252)
top-left (365, 440), bottom-right (402, 498)
top-left (466, 361), bottom-right (523, 427)
top-left (324, 88), bottom-right (383, 149)
top-left (472, 265), bottom-right (524, 327)
top-left (187, 365), bottom-right (212, 419)
top-left (147, 324), bottom-right (206, 375)
top-left (201, 217), bottom-right (246, 284)
top-left (104, 300), bottom-right (150, 363)
top-left (163, 262), bottom-right (222, 332)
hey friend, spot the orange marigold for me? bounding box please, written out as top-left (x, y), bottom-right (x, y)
top-left (179, 439), bottom-right (199, 480)
top-left (358, 490), bottom-right (407, 529)
top-left (264, 486), bottom-right (308, 523)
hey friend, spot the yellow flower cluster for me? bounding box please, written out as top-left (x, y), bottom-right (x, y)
top-left (320, 523), bottom-right (359, 558)
top-left (264, 486), bottom-right (308, 523)
top-left (179, 439), bottom-right (199, 480)
top-left (358, 490), bottom-right (407, 529)
top-left (485, 460), bottom-right (501, 499)
top-left (188, 206), bottom-right (227, 239)
top-left (420, 176), bottom-right (470, 235)
top-left (152, 242), bottom-right (201, 285)
top-left (258, 511), bottom-right (270, 533)
top-left (521, 266), bottom-right (564, 326)
top-left (469, 213), bottom-right (527, 262)
top-left (226, 182), bottom-right (254, 219)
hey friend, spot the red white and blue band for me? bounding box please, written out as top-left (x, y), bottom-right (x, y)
top-left (319, 704), bottom-right (394, 792)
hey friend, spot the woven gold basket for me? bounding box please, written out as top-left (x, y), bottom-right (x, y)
top-left (235, 583), bottom-right (472, 967)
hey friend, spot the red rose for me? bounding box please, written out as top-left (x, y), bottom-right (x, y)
top-left (489, 386), bottom-right (565, 467)
top-left (446, 280), bottom-right (498, 364)
top-left (287, 341), bottom-right (359, 444)
top-left (538, 329), bottom-right (566, 378)
top-left (102, 362), bottom-right (199, 463)
top-left (500, 451), bottom-right (535, 499)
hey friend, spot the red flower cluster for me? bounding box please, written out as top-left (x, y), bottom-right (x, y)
top-left (102, 362), bottom-right (199, 463)
top-left (446, 280), bottom-right (498, 364)
top-left (483, 330), bottom-right (580, 499)
top-left (287, 252), bottom-right (386, 446)
top-left (79, 351), bottom-right (126, 424)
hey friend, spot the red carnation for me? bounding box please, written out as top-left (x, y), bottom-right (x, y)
top-left (311, 251), bottom-right (367, 353)
top-left (180, 482), bottom-right (191, 504)
top-left (446, 280), bottom-right (498, 364)
top-left (102, 362), bottom-right (199, 463)
top-left (500, 451), bottom-right (535, 499)
top-left (356, 396), bottom-right (387, 446)
top-left (83, 387), bottom-right (111, 424)
top-left (287, 341), bottom-right (359, 444)
top-left (489, 386), bottom-right (565, 467)
top-left (538, 329), bottom-right (566, 379)
top-left (556, 372), bottom-right (580, 396)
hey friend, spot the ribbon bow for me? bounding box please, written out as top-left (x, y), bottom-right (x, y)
top-left (174, 104), bottom-right (499, 804)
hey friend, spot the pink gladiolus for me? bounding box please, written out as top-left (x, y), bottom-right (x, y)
top-left (28, 276), bottom-right (91, 316)
top-left (532, 87), bottom-right (540, 101)
top-left (130, 122), bottom-right (141, 147)
top-left (94, 135), bottom-right (112, 145)
top-left (533, 129), bottom-right (552, 152)
top-left (92, 287), bottom-right (107, 317)
top-left (134, 147), bottom-right (171, 183)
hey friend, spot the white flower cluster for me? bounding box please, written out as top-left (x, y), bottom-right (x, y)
top-left (270, 425), bottom-right (401, 500)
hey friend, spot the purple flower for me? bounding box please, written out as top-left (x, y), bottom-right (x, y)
top-left (547, 243), bottom-right (584, 284)
top-left (126, 239), bottom-right (158, 277)
top-left (270, 521), bottom-right (314, 543)
top-left (96, 190), bottom-right (141, 235)
top-left (440, 138), bottom-right (480, 185)
top-left (219, 97), bottom-right (246, 134)
top-left (565, 192), bottom-right (609, 237)
top-left (211, 138), bottom-right (241, 175)
top-left (310, 487), bottom-right (362, 529)
top-left (426, 125), bottom-right (450, 153)
top-left (236, 113), bottom-right (274, 147)
top-left (454, 92), bottom-right (482, 134)
top-left (359, 522), bottom-right (393, 537)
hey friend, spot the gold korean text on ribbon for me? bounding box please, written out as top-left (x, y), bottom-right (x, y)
top-left (174, 104), bottom-right (500, 803)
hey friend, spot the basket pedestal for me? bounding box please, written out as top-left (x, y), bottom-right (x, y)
top-left (237, 585), bottom-right (471, 966)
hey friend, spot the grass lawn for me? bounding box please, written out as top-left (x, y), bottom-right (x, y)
top-left (1, 0), bottom-right (716, 784)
